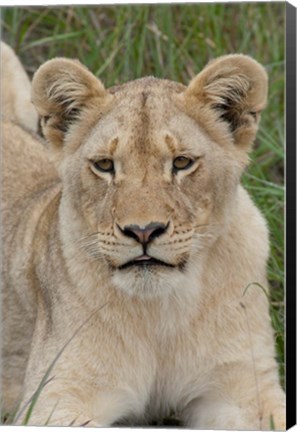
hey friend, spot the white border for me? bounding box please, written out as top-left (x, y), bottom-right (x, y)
top-left (1, 1), bottom-right (294, 431)
top-left (0, 0), bottom-right (288, 6)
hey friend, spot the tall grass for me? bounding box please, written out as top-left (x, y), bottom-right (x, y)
top-left (1, 3), bottom-right (285, 384)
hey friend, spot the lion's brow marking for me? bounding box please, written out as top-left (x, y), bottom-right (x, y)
top-left (109, 137), bottom-right (119, 156)
top-left (141, 91), bottom-right (149, 107)
top-left (164, 133), bottom-right (177, 154)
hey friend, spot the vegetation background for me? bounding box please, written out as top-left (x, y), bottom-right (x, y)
top-left (2, 2), bottom-right (285, 386)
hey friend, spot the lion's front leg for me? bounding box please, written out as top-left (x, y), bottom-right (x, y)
top-left (15, 383), bottom-right (100, 426)
top-left (184, 396), bottom-right (285, 430)
top-left (182, 362), bottom-right (285, 430)
top-left (16, 401), bottom-right (100, 427)
top-left (17, 382), bottom-right (141, 427)
top-left (18, 346), bottom-right (147, 427)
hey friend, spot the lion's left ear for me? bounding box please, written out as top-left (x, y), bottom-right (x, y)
top-left (183, 54), bottom-right (268, 150)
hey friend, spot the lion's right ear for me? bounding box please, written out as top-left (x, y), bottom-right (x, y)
top-left (181, 54), bottom-right (268, 151)
top-left (32, 58), bottom-right (108, 148)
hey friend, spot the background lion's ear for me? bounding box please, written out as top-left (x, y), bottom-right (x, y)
top-left (32, 58), bottom-right (107, 148)
top-left (184, 54), bottom-right (268, 150)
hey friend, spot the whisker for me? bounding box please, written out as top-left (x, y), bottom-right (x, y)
top-left (75, 232), bottom-right (100, 243)
top-left (192, 223), bottom-right (218, 231)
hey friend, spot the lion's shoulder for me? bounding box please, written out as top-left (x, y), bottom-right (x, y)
top-left (1, 41), bottom-right (39, 132)
top-left (2, 119), bottom-right (60, 218)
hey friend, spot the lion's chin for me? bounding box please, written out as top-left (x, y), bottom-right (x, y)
top-left (111, 263), bottom-right (191, 299)
top-left (118, 257), bottom-right (175, 270)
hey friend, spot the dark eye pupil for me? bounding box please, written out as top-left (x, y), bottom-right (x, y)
top-left (173, 157), bottom-right (193, 171)
top-left (93, 159), bottom-right (114, 172)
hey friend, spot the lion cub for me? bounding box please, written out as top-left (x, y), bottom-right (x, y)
top-left (2, 43), bottom-right (285, 429)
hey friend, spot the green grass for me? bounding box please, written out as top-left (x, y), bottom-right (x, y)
top-left (1, 1), bottom-right (284, 390)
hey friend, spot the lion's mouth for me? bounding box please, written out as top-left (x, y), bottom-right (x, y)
top-left (119, 254), bottom-right (175, 270)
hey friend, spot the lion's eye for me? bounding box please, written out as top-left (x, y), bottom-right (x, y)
top-left (92, 159), bottom-right (114, 173)
top-left (173, 156), bottom-right (194, 172)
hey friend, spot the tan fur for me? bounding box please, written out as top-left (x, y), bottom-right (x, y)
top-left (2, 45), bottom-right (285, 429)
top-left (1, 41), bottom-right (38, 132)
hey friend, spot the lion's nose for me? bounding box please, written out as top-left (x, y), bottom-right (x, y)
top-left (118, 222), bottom-right (169, 245)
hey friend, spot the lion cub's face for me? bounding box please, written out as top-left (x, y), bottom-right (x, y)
top-left (74, 83), bottom-right (229, 296)
top-left (32, 55), bottom-right (268, 297)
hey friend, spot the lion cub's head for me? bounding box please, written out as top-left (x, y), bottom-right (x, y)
top-left (32, 54), bottom-right (267, 298)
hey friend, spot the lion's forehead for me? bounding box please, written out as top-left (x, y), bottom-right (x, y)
top-left (83, 89), bottom-right (213, 162)
top-left (108, 76), bottom-right (185, 96)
